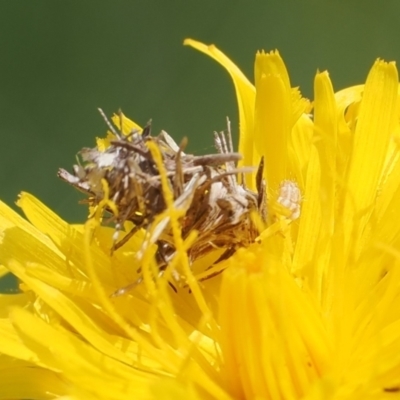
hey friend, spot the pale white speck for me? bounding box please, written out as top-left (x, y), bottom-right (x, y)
top-left (277, 180), bottom-right (301, 220)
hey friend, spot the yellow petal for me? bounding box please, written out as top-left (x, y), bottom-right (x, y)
top-left (288, 114), bottom-right (314, 186)
top-left (343, 60), bottom-right (399, 246)
top-left (219, 245), bottom-right (331, 400)
top-left (184, 38), bottom-right (256, 187)
top-left (16, 192), bottom-right (115, 282)
top-left (10, 307), bottom-right (154, 399)
top-left (292, 146), bottom-right (321, 279)
top-left (254, 51), bottom-right (309, 187)
top-left (0, 293), bottom-right (44, 364)
top-left (111, 112), bottom-right (142, 135)
top-left (0, 357), bottom-right (67, 399)
top-left (313, 71), bottom-right (337, 236)
top-left (7, 260), bottom-right (135, 366)
top-left (254, 51), bottom-right (291, 187)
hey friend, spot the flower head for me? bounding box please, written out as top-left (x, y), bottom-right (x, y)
top-left (1, 39), bottom-right (400, 399)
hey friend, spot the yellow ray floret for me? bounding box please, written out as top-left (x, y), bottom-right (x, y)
top-left (1, 39), bottom-right (400, 400)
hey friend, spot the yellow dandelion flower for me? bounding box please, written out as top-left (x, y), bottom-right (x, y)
top-left (1, 38), bottom-right (400, 400)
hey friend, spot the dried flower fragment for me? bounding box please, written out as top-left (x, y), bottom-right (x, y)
top-left (58, 112), bottom-right (266, 279)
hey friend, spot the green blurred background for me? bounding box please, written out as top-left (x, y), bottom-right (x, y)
top-left (0, 1), bottom-right (399, 290)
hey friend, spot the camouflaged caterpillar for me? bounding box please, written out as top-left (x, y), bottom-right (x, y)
top-left (58, 110), bottom-right (267, 289)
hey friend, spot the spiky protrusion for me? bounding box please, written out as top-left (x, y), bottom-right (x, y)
top-left (59, 113), bottom-right (266, 277)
